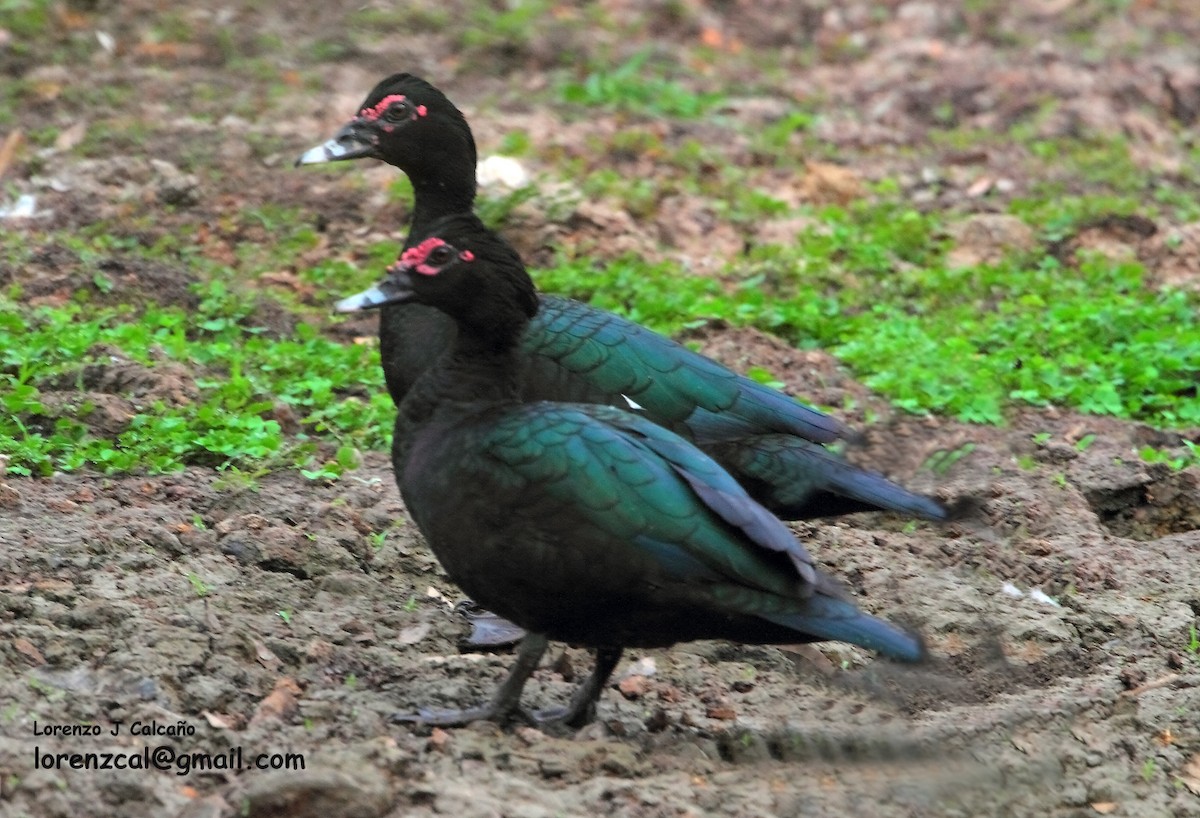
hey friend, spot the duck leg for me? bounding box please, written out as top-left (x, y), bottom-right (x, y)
top-left (532, 647), bottom-right (623, 730)
top-left (392, 633), bottom-right (549, 726)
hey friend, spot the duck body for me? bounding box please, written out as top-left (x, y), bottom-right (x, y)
top-left (339, 215), bottom-right (926, 727)
top-left (399, 399), bottom-right (906, 653)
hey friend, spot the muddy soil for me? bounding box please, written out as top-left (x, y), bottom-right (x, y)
top-left (2, 2), bottom-right (1198, 816)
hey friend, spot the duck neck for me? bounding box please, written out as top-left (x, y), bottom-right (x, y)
top-left (395, 328), bottom-right (522, 448)
top-left (381, 172), bottom-right (478, 402)
top-left (408, 174), bottom-right (477, 240)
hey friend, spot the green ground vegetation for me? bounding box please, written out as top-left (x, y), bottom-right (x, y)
top-left (5, 176), bottom-right (1197, 479)
top-left (0, 218), bottom-right (393, 478)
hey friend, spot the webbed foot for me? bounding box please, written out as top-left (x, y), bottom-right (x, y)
top-left (392, 633), bottom-right (548, 728)
top-left (391, 703), bottom-right (533, 727)
top-left (531, 646), bottom-right (624, 730)
top-left (456, 601), bottom-right (527, 649)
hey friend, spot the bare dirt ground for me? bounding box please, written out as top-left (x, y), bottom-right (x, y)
top-left (1, 2), bottom-right (1199, 816)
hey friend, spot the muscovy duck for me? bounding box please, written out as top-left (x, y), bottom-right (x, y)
top-left (299, 73), bottom-right (951, 523)
top-left (336, 214), bottom-right (926, 727)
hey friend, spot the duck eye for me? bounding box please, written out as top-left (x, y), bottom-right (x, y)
top-left (426, 245), bottom-right (454, 265)
top-left (383, 101), bottom-right (410, 122)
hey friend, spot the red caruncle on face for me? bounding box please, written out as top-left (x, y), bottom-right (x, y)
top-left (359, 93), bottom-right (407, 121)
top-left (358, 94), bottom-right (429, 123)
top-left (390, 238), bottom-right (474, 277)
